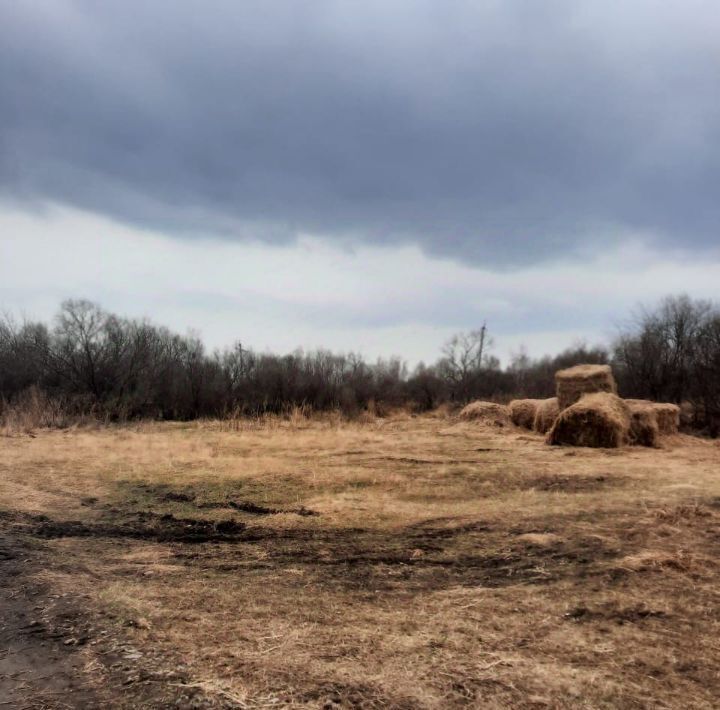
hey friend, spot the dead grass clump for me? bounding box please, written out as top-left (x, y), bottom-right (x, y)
top-left (548, 392), bottom-right (630, 448)
top-left (458, 401), bottom-right (511, 427)
top-left (0, 386), bottom-right (74, 435)
top-left (356, 408), bottom-right (378, 425)
top-left (652, 504), bottom-right (711, 523)
top-left (508, 399), bottom-right (541, 429)
top-left (555, 364), bottom-right (617, 411)
top-left (517, 532), bottom-right (563, 547)
top-left (616, 550), bottom-right (695, 573)
top-left (426, 403), bottom-right (453, 419)
top-left (533, 397), bottom-right (560, 434)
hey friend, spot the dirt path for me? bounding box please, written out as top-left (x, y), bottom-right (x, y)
top-left (0, 533), bottom-right (103, 709)
top-left (0, 530), bottom-right (223, 710)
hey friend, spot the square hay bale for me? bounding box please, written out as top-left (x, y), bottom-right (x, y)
top-left (555, 364), bottom-right (617, 410)
top-left (458, 401), bottom-right (511, 427)
top-left (653, 403), bottom-right (680, 435)
top-left (533, 397), bottom-right (560, 434)
top-left (624, 399), bottom-right (653, 406)
top-left (626, 399), bottom-right (680, 436)
top-left (508, 399), bottom-right (541, 429)
top-left (628, 406), bottom-right (660, 448)
top-left (547, 392), bottom-right (630, 448)
top-left (679, 401), bottom-right (694, 428)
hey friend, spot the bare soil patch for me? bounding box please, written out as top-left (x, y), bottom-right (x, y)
top-left (0, 532), bottom-right (224, 709)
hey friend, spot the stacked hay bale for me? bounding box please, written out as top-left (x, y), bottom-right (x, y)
top-left (546, 364), bottom-right (680, 448)
top-left (548, 392), bottom-right (630, 448)
top-left (533, 397), bottom-right (560, 434)
top-left (459, 401), bottom-right (511, 427)
top-left (508, 399), bottom-right (541, 430)
top-left (555, 364), bottom-right (617, 411)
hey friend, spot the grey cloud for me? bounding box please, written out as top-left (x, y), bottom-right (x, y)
top-left (1, 0), bottom-right (719, 264)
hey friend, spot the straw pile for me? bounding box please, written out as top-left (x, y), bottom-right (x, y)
top-left (508, 399), bottom-right (541, 430)
top-left (626, 400), bottom-right (680, 436)
top-left (459, 401), bottom-right (511, 427)
top-left (533, 397), bottom-right (560, 434)
top-left (555, 364), bottom-right (617, 411)
top-left (548, 393), bottom-right (630, 448)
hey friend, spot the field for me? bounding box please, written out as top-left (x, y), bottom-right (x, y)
top-left (1, 413), bottom-right (720, 709)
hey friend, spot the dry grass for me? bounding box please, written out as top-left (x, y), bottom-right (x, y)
top-left (0, 386), bottom-right (76, 435)
top-left (2, 413), bottom-right (720, 708)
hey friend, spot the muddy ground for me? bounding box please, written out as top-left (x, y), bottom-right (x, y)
top-left (0, 494), bottom-right (623, 708)
top-left (0, 526), bottom-right (227, 709)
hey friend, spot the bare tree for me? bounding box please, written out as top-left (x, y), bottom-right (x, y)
top-left (439, 325), bottom-right (494, 401)
top-left (613, 294), bottom-right (720, 434)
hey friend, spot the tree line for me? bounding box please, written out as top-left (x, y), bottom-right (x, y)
top-left (1, 295), bottom-right (718, 434)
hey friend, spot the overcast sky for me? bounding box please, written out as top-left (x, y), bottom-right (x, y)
top-left (2, 1), bottom-right (719, 364)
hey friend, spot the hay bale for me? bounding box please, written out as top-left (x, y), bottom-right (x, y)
top-left (555, 364), bottom-right (617, 411)
top-left (679, 401), bottom-right (694, 428)
top-left (624, 399), bottom-right (653, 407)
top-left (459, 401), bottom-right (511, 427)
top-left (508, 399), bottom-right (541, 429)
top-left (625, 400), bottom-right (660, 446)
top-left (628, 407), bottom-right (660, 447)
top-left (547, 392), bottom-right (630, 448)
top-left (533, 397), bottom-right (560, 434)
top-left (626, 399), bottom-right (680, 436)
top-left (653, 403), bottom-right (680, 435)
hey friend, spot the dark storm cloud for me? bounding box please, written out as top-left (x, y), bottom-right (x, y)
top-left (1, 0), bottom-right (719, 264)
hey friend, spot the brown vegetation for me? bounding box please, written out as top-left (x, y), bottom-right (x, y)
top-left (3, 295), bottom-right (719, 435)
top-left (555, 364), bottom-right (617, 410)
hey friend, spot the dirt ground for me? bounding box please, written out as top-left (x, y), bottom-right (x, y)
top-left (1, 413), bottom-right (719, 708)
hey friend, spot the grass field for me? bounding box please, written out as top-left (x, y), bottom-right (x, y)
top-left (2, 413), bottom-right (720, 708)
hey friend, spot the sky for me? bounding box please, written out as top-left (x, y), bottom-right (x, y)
top-left (2, 1), bottom-right (719, 365)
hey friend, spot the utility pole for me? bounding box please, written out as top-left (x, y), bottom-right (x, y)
top-left (477, 322), bottom-right (487, 368)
